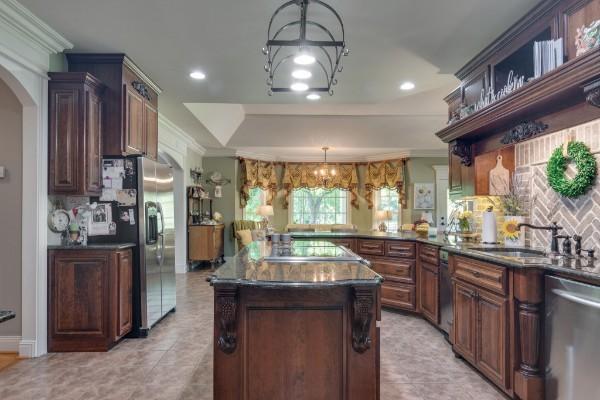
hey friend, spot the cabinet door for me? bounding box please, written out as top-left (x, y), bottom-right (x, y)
top-left (85, 90), bottom-right (103, 194)
top-left (114, 250), bottom-right (133, 340)
top-left (453, 281), bottom-right (477, 363)
top-left (144, 102), bottom-right (158, 160)
top-left (419, 262), bottom-right (439, 325)
top-left (476, 289), bottom-right (509, 389)
top-left (49, 88), bottom-right (79, 193)
top-left (124, 85), bottom-right (145, 155)
top-left (48, 252), bottom-right (110, 346)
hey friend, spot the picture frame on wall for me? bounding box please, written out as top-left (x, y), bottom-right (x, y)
top-left (414, 183), bottom-right (435, 210)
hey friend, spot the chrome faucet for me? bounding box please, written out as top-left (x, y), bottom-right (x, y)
top-left (517, 221), bottom-right (563, 254)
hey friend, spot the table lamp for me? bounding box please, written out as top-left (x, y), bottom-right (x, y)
top-left (257, 205), bottom-right (274, 231)
top-left (376, 210), bottom-right (393, 232)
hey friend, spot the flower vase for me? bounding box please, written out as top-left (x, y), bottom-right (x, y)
top-left (503, 216), bottom-right (526, 247)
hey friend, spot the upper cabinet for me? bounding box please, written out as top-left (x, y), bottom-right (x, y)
top-left (66, 54), bottom-right (161, 160)
top-left (48, 72), bottom-right (104, 196)
top-left (437, 0), bottom-right (600, 145)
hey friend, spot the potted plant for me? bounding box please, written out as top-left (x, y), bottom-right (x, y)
top-left (498, 175), bottom-right (528, 247)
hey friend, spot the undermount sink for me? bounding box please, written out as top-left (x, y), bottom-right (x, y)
top-left (468, 247), bottom-right (548, 259)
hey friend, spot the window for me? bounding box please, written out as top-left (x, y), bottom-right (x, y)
top-left (374, 188), bottom-right (400, 232)
top-left (290, 188), bottom-right (349, 224)
top-left (243, 187), bottom-right (266, 222)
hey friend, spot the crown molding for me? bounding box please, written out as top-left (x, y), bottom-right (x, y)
top-left (158, 114), bottom-right (206, 156)
top-left (123, 56), bottom-right (162, 94)
top-left (202, 148), bottom-right (448, 162)
top-left (0, 0), bottom-right (73, 54)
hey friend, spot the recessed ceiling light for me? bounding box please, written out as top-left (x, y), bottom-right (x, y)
top-left (400, 81), bottom-right (415, 90)
top-left (290, 82), bottom-right (309, 92)
top-left (190, 71), bottom-right (206, 80)
top-left (306, 93), bottom-right (321, 100)
top-left (292, 69), bottom-right (312, 79)
top-left (293, 52), bottom-right (316, 65)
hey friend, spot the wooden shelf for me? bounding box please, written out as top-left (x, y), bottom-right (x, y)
top-left (436, 48), bottom-right (600, 143)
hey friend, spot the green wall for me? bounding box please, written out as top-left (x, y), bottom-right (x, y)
top-left (203, 157), bottom-right (239, 256)
top-left (403, 157), bottom-right (448, 223)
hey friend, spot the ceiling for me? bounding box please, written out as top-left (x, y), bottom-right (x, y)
top-left (21, 0), bottom-right (540, 159)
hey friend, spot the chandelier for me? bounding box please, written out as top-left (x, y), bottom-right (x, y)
top-left (263, 0), bottom-right (349, 98)
top-left (314, 147), bottom-right (336, 185)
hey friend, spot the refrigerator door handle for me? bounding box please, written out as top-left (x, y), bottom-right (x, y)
top-left (157, 202), bottom-right (165, 265)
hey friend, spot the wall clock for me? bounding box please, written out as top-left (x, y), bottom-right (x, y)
top-left (48, 209), bottom-right (70, 233)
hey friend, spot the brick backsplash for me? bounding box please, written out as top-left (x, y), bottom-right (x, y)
top-left (514, 118), bottom-right (600, 251)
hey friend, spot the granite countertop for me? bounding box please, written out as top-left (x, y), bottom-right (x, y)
top-left (209, 241), bottom-right (383, 288)
top-left (48, 243), bottom-right (136, 250)
top-left (0, 310), bottom-right (16, 323)
top-left (289, 231), bottom-right (600, 284)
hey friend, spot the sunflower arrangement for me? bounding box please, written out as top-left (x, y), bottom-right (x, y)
top-left (501, 219), bottom-right (521, 241)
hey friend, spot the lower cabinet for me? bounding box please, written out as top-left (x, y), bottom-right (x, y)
top-left (453, 279), bottom-right (509, 391)
top-left (188, 224), bottom-right (225, 266)
top-left (418, 261), bottom-right (439, 325)
top-left (48, 248), bottom-right (133, 352)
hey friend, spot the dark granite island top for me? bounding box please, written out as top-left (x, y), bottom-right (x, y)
top-left (0, 310), bottom-right (16, 323)
top-left (209, 241), bottom-right (383, 288)
top-left (47, 243), bottom-right (136, 250)
top-left (210, 240), bottom-right (381, 400)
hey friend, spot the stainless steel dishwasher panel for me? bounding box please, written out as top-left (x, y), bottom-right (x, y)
top-left (545, 275), bottom-right (600, 400)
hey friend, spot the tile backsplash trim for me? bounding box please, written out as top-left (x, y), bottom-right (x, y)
top-left (515, 118), bottom-right (600, 251)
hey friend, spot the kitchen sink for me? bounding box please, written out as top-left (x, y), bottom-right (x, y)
top-left (468, 247), bottom-right (548, 259)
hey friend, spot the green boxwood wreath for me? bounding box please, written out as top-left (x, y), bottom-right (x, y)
top-left (546, 141), bottom-right (597, 198)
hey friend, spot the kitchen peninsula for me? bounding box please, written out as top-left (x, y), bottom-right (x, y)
top-left (209, 241), bottom-right (382, 400)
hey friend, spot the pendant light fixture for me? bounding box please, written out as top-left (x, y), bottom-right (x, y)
top-left (314, 147), bottom-right (336, 185)
top-left (263, 0), bottom-right (349, 97)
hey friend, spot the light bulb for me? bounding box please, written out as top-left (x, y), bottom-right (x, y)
top-left (292, 69), bottom-right (312, 79)
top-left (190, 71), bottom-right (206, 80)
top-left (294, 52), bottom-right (316, 65)
top-left (400, 81), bottom-right (415, 90)
top-left (306, 93), bottom-right (321, 100)
top-left (290, 82), bottom-right (309, 92)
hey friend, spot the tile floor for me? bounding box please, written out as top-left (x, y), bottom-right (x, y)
top-left (0, 269), bottom-right (506, 400)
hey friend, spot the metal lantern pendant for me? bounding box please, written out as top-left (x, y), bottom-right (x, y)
top-left (263, 0), bottom-right (349, 96)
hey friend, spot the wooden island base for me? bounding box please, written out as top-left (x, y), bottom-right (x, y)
top-left (212, 284), bottom-right (381, 400)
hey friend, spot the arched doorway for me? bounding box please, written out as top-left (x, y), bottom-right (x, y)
top-left (158, 151), bottom-right (187, 274)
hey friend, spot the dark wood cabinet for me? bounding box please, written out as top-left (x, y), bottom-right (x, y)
top-left (48, 247), bottom-right (133, 352)
top-left (48, 72), bottom-right (104, 196)
top-left (453, 280), bottom-right (478, 363)
top-left (359, 239), bottom-right (417, 312)
top-left (448, 142), bottom-right (474, 199)
top-left (452, 260), bottom-right (510, 393)
top-left (418, 261), bottom-right (439, 325)
top-left (66, 53), bottom-right (160, 160)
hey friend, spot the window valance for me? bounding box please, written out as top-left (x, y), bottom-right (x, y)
top-left (282, 162), bottom-right (359, 209)
top-left (240, 159), bottom-right (278, 207)
top-left (364, 159), bottom-right (407, 209)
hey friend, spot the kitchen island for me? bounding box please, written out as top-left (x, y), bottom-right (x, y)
top-left (209, 241), bottom-right (383, 400)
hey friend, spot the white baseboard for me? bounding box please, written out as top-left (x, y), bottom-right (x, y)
top-left (175, 263), bottom-right (188, 274)
top-left (0, 336), bottom-right (21, 353)
top-left (18, 339), bottom-right (36, 358)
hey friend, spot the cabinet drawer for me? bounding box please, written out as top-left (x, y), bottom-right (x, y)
top-left (370, 258), bottom-right (415, 284)
top-left (329, 238), bottom-right (356, 252)
top-left (385, 241), bottom-right (416, 258)
top-left (381, 282), bottom-right (416, 311)
top-left (453, 256), bottom-right (507, 295)
top-left (419, 244), bottom-right (439, 265)
top-left (358, 239), bottom-right (385, 256)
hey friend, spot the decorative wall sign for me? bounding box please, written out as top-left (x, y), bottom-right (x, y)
top-left (474, 70), bottom-right (525, 112)
top-left (451, 140), bottom-right (473, 166)
top-left (547, 141), bottom-right (597, 198)
top-left (501, 121), bottom-right (548, 145)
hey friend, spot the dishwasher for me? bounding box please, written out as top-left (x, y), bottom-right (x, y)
top-left (545, 275), bottom-right (600, 400)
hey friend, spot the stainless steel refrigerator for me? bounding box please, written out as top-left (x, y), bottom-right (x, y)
top-left (137, 157), bottom-right (176, 332)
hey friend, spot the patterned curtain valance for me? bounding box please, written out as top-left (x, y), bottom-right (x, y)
top-left (282, 162), bottom-right (359, 209)
top-left (364, 159), bottom-right (407, 209)
top-left (240, 159), bottom-right (278, 207)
